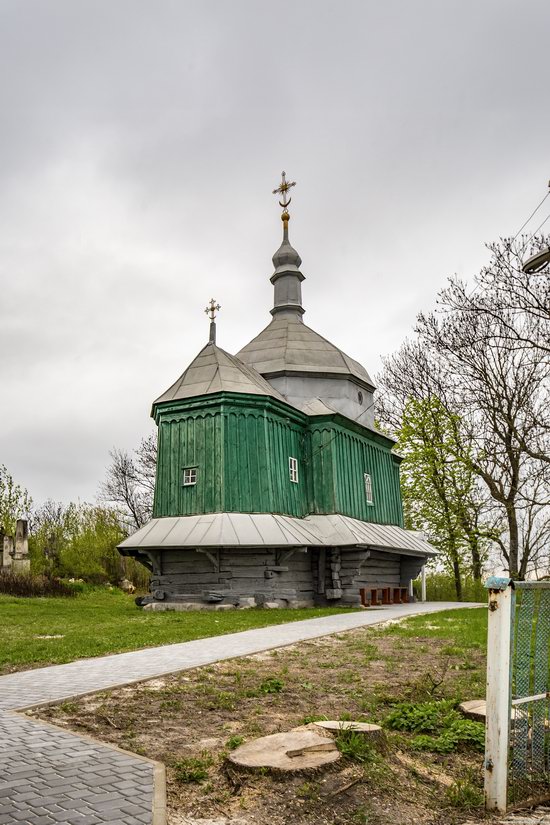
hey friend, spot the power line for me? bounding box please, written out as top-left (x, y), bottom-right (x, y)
top-left (526, 212), bottom-right (550, 241)
top-left (518, 212), bottom-right (550, 254)
top-left (513, 190), bottom-right (550, 241)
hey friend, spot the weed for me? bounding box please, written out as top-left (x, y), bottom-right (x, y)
top-left (225, 735), bottom-right (244, 750)
top-left (335, 729), bottom-right (375, 763)
top-left (339, 671), bottom-right (362, 684)
top-left (296, 781), bottom-right (320, 799)
top-left (301, 714), bottom-right (328, 725)
top-left (159, 699), bottom-right (182, 713)
top-left (261, 677), bottom-right (284, 693)
top-left (385, 699), bottom-right (485, 753)
top-left (385, 699), bottom-right (456, 733)
top-left (173, 754), bottom-right (213, 784)
top-left (445, 778), bottom-right (484, 809)
top-left (352, 805), bottom-right (371, 823)
top-left (58, 701), bottom-right (78, 713)
top-left (204, 691), bottom-right (237, 711)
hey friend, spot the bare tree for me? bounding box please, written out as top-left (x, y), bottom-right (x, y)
top-left (100, 432), bottom-right (157, 531)
top-left (443, 237), bottom-right (550, 357)
top-left (418, 271), bottom-right (550, 579)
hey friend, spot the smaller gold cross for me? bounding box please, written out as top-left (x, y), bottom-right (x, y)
top-left (205, 299), bottom-right (221, 321)
top-left (272, 171), bottom-right (296, 209)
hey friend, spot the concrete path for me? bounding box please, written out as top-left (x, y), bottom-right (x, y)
top-left (0, 601), bottom-right (479, 825)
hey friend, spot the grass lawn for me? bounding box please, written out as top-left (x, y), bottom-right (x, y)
top-left (0, 588), bottom-right (356, 674)
top-left (37, 607), bottom-right (489, 825)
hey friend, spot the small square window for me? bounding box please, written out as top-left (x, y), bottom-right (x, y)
top-left (289, 456), bottom-right (299, 484)
top-left (364, 472), bottom-right (373, 504)
top-left (183, 467), bottom-right (197, 486)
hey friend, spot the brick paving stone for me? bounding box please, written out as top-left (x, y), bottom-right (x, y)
top-left (0, 601), bottom-right (475, 825)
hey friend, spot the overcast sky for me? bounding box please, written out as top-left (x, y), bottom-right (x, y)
top-left (1, 0), bottom-right (549, 507)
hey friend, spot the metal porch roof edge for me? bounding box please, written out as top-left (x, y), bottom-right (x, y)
top-left (119, 513), bottom-right (436, 557)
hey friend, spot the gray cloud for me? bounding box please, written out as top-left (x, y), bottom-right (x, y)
top-left (1, 0), bottom-right (549, 504)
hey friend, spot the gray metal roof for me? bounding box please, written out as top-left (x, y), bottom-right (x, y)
top-left (153, 343), bottom-right (287, 406)
top-left (236, 317), bottom-right (374, 388)
top-left (119, 513), bottom-right (436, 557)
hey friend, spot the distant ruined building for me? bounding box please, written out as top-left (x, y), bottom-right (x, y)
top-left (119, 174), bottom-right (435, 609)
top-left (1, 519), bottom-right (30, 573)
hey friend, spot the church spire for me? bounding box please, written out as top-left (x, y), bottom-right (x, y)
top-left (204, 298), bottom-right (221, 344)
top-left (270, 171), bottom-right (305, 320)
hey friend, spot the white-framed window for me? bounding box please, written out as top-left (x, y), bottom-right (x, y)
top-left (182, 466), bottom-right (198, 486)
top-left (289, 456), bottom-right (299, 484)
top-left (364, 472), bottom-right (373, 504)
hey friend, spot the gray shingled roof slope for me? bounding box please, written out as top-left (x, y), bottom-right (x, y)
top-left (236, 316), bottom-right (374, 387)
top-left (153, 342), bottom-right (287, 405)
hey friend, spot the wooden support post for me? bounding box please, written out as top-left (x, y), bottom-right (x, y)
top-left (421, 565), bottom-right (427, 602)
top-left (484, 577), bottom-right (514, 813)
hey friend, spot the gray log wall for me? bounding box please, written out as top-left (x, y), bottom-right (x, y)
top-left (143, 545), bottom-right (427, 609)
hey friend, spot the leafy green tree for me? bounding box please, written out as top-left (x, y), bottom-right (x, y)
top-left (30, 501), bottom-right (149, 588)
top-left (396, 397), bottom-right (493, 599)
top-left (0, 464), bottom-right (32, 536)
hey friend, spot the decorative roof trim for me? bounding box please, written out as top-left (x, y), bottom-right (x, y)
top-left (151, 390), bottom-right (307, 426)
top-left (260, 368), bottom-right (376, 394)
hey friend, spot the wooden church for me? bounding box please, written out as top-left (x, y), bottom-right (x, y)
top-left (119, 174), bottom-right (434, 609)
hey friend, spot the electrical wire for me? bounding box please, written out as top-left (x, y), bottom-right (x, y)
top-left (513, 190), bottom-right (550, 241)
top-left (525, 212), bottom-right (550, 242)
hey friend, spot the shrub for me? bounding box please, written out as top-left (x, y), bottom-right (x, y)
top-left (29, 501), bottom-right (150, 589)
top-left (414, 572), bottom-right (486, 603)
top-left (0, 570), bottom-right (76, 598)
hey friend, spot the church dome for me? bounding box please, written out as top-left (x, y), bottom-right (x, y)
top-left (237, 316), bottom-right (374, 389)
top-left (272, 235), bottom-right (302, 271)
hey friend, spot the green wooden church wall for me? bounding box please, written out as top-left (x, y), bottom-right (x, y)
top-left (153, 395), bottom-right (308, 518)
top-left (309, 422), bottom-right (403, 526)
top-left (152, 393), bottom-right (403, 526)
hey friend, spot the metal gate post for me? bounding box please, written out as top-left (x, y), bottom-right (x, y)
top-left (484, 577), bottom-right (514, 813)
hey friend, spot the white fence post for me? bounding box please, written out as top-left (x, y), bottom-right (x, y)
top-left (484, 577), bottom-right (513, 813)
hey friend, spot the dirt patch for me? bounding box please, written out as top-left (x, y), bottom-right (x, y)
top-left (32, 624), bottom-right (490, 825)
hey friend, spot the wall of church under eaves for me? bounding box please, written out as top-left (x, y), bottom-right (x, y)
top-left (308, 422), bottom-right (404, 526)
top-left (153, 396), bottom-right (308, 518)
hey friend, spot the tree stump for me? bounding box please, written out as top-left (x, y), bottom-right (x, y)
top-left (311, 721), bottom-right (388, 753)
top-left (227, 730), bottom-right (340, 773)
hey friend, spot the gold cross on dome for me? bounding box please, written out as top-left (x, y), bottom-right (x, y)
top-left (272, 171), bottom-right (296, 210)
top-left (204, 299), bottom-right (221, 321)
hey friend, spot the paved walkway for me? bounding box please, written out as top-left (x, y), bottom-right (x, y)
top-left (0, 602), bottom-right (478, 825)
